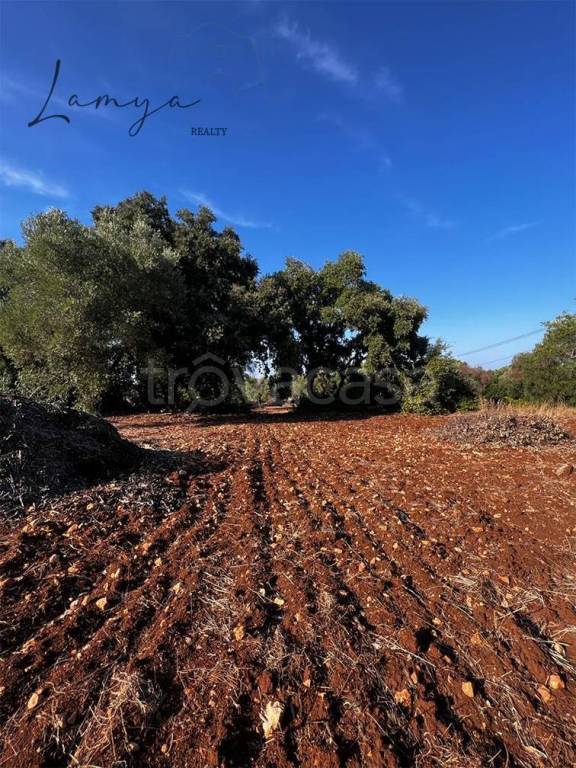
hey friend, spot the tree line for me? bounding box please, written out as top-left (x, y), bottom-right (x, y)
top-left (0, 192), bottom-right (572, 413)
top-left (470, 314), bottom-right (576, 407)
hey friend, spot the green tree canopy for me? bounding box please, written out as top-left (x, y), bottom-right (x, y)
top-left (0, 194), bottom-right (263, 411)
top-left (0, 208), bottom-right (183, 410)
top-left (4, 190), bottom-right (544, 415)
top-left (257, 251), bottom-right (433, 383)
top-left (486, 314), bottom-right (576, 406)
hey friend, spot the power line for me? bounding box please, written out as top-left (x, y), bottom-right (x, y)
top-left (478, 353), bottom-right (516, 367)
top-left (456, 329), bottom-right (543, 357)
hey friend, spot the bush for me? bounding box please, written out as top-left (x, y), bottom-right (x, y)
top-left (403, 356), bottom-right (478, 415)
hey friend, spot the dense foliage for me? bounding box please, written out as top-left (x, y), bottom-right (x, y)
top-left (484, 314), bottom-right (576, 406)
top-left (257, 253), bottom-right (444, 408)
top-left (0, 190), bottom-right (540, 415)
top-left (402, 356), bottom-right (478, 415)
top-left (0, 194), bottom-right (259, 411)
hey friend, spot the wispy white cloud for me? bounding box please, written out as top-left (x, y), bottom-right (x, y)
top-left (486, 221), bottom-right (539, 242)
top-left (275, 17), bottom-right (358, 85)
top-left (275, 16), bottom-right (403, 106)
top-left (399, 195), bottom-right (454, 229)
top-left (374, 67), bottom-right (403, 104)
top-left (182, 191), bottom-right (271, 230)
top-left (0, 159), bottom-right (69, 198)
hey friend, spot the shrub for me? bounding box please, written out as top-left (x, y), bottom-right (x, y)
top-left (403, 356), bottom-right (478, 415)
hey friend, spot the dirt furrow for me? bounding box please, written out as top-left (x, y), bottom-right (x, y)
top-left (271, 423), bottom-right (576, 765)
top-left (1, 411), bottom-right (575, 768)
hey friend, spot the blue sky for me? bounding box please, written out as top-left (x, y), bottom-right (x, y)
top-left (0, 0), bottom-right (574, 367)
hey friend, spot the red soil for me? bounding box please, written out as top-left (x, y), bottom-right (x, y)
top-left (1, 410), bottom-right (575, 767)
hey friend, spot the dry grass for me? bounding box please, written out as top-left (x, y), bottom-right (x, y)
top-left (70, 668), bottom-right (160, 767)
top-left (479, 399), bottom-right (576, 422)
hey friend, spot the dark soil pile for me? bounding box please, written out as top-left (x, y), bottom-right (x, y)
top-left (0, 396), bottom-right (141, 515)
top-left (438, 410), bottom-right (571, 447)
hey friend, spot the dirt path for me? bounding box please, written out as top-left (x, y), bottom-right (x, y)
top-left (1, 412), bottom-right (575, 767)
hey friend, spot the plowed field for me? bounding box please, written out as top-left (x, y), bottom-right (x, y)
top-left (1, 411), bottom-right (575, 768)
